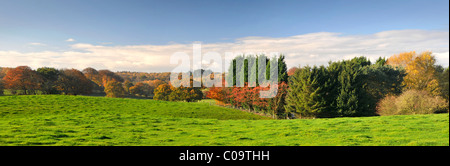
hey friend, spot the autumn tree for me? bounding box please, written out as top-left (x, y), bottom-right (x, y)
top-left (206, 86), bottom-right (225, 101)
top-left (56, 69), bottom-right (93, 95)
top-left (145, 79), bottom-right (166, 89)
top-left (98, 69), bottom-right (124, 87)
top-left (287, 67), bottom-right (299, 76)
top-left (387, 51), bottom-right (441, 96)
top-left (386, 51), bottom-right (416, 68)
top-left (0, 67), bottom-right (12, 80)
top-left (83, 68), bottom-right (126, 95)
top-left (2, 66), bottom-right (43, 95)
top-left (153, 84), bottom-right (172, 101)
top-left (115, 71), bottom-right (171, 83)
top-left (104, 81), bottom-right (126, 98)
top-left (123, 80), bottom-right (134, 95)
top-left (130, 82), bottom-right (153, 97)
top-left (405, 52), bottom-right (440, 95)
top-left (82, 67), bottom-right (102, 86)
top-left (168, 86), bottom-right (185, 101)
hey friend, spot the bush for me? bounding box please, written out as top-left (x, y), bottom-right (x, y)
top-left (377, 90), bottom-right (449, 116)
top-left (376, 96), bottom-right (398, 116)
top-left (167, 87), bottom-right (203, 102)
top-left (184, 87), bottom-right (203, 102)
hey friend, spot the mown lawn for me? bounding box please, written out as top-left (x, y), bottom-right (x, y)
top-left (0, 95), bottom-right (448, 146)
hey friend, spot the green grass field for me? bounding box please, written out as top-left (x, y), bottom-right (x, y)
top-left (0, 95), bottom-right (448, 146)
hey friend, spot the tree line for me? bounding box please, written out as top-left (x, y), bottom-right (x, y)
top-left (0, 67), bottom-right (146, 97)
top-left (116, 71), bottom-right (171, 83)
top-left (0, 66), bottom-right (119, 96)
top-left (1, 51), bottom-right (448, 119)
top-left (207, 51), bottom-right (449, 119)
top-left (0, 66), bottom-right (203, 102)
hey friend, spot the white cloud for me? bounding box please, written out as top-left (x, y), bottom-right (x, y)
top-left (28, 42), bottom-right (46, 46)
top-left (66, 38), bottom-right (75, 42)
top-left (434, 52), bottom-right (450, 67)
top-left (0, 29), bottom-right (448, 72)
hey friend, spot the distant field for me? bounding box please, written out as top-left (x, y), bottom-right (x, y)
top-left (0, 95), bottom-right (448, 146)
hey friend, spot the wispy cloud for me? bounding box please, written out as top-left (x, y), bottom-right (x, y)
top-left (1, 29), bottom-right (448, 72)
top-left (28, 42), bottom-right (46, 46)
top-left (66, 38), bottom-right (75, 42)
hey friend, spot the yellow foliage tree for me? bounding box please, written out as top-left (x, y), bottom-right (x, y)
top-left (104, 81), bottom-right (126, 98)
top-left (386, 51), bottom-right (416, 68)
top-left (153, 84), bottom-right (172, 101)
top-left (387, 51), bottom-right (440, 95)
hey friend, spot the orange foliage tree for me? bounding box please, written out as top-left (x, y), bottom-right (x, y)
top-left (387, 51), bottom-right (441, 96)
top-left (143, 79), bottom-right (166, 89)
top-left (98, 70), bottom-right (124, 87)
top-left (287, 67), bottom-right (299, 76)
top-left (153, 84), bottom-right (172, 101)
top-left (82, 67), bottom-right (102, 86)
top-left (0, 67), bottom-right (12, 80)
top-left (206, 86), bottom-right (225, 102)
top-left (2, 66), bottom-right (43, 95)
top-left (83, 68), bottom-right (126, 95)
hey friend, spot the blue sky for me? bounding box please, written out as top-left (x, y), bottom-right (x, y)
top-left (0, 0), bottom-right (449, 71)
top-left (1, 0), bottom-right (448, 46)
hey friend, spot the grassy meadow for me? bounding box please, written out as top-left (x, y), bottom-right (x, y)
top-left (0, 95), bottom-right (448, 146)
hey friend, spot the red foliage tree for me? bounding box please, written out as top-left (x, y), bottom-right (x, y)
top-left (206, 86), bottom-right (225, 101)
top-left (287, 67), bottom-right (299, 76)
top-left (211, 82), bottom-right (288, 118)
top-left (2, 66), bottom-right (43, 95)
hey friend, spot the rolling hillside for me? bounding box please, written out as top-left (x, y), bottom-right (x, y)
top-left (0, 95), bottom-right (448, 146)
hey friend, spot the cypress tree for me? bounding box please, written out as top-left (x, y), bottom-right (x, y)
top-left (278, 55), bottom-right (288, 83)
top-left (227, 54), bottom-right (286, 86)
